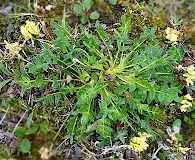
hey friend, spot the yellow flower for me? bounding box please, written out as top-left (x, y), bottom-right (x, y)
top-left (166, 33), bottom-right (178, 42)
top-left (179, 94), bottom-right (193, 112)
top-left (20, 21), bottom-right (39, 40)
top-left (176, 65), bottom-right (195, 86)
top-left (183, 67), bottom-right (195, 86)
top-left (21, 25), bottom-right (33, 40)
top-left (186, 67), bottom-right (195, 76)
top-left (4, 40), bottom-right (23, 55)
top-left (128, 132), bottom-right (152, 152)
top-left (26, 21), bottom-right (39, 35)
top-left (184, 94), bottom-right (193, 100)
top-left (138, 132), bottom-right (152, 138)
top-left (183, 73), bottom-right (194, 86)
top-left (179, 147), bottom-right (191, 154)
top-left (165, 27), bottom-right (179, 44)
top-left (176, 65), bottom-right (184, 70)
top-left (180, 104), bottom-right (191, 112)
top-left (39, 146), bottom-right (53, 160)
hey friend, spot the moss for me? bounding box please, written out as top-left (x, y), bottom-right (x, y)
top-left (129, 10), bottom-right (167, 39)
top-left (180, 112), bottom-right (195, 145)
top-left (94, 0), bottom-right (113, 17)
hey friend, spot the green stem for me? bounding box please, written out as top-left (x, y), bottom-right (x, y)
top-left (53, 106), bottom-right (77, 141)
top-left (123, 37), bottom-right (148, 62)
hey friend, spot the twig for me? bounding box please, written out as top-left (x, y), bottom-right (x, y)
top-left (0, 106), bottom-right (9, 125)
top-left (55, 138), bottom-right (69, 151)
top-left (101, 145), bottom-right (129, 155)
top-left (12, 111), bottom-right (27, 135)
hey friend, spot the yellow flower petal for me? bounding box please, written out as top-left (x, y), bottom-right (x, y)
top-left (165, 27), bottom-right (172, 34)
top-left (39, 146), bottom-right (53, 160)
top-left (166, 33), bottom-right (178, 42)
top-left (180, 96), bottom-right (193, 112)
top-left (21, 25), bottom-right (32, 40)
top-left (179, 147), bottom-right (191, 154)
top-left (20, 21), bottom-right (39, 40)
top-left (186, 77), bottom-right (194, 86)
top-left (128, 132), bottom-right (151, 152)
top-left (180, 104), bottom-right (189, 112)
top-left (183, 67), bottom-right (195, 86)
top-left (165, 27), bottom-right (180, 44)
top-left (4, 40), bottom-right (23, 55)
top-left (26, 21), bottom-right (39, 35)
top-left (186, 67), bottom-right (195, 76)
top-left (184, 94), bottom-right (193, 100)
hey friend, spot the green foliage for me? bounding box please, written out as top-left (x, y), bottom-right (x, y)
top-left (38, 15), bottom-right (184, 144)
top-left (19, 138), bottom-right (31, 153)
top-left (73, 4), bottom-right (84, 14)
top-left (0, 13), bottom-right (186, 155)
top-left (0, 79), bottom-right (11, 90)
top-left (174, 133), bottom-right (183, 141)
top-left (172, 119), bottom-right (181, 128)
top-left (73, 0), bottom-right (99, 24)
top-left (0, 150), bottom-right (10, 159)
top-left (97, 118), bottom-right (113, 138)
top-left (158, 150), bottom-right (172, 160)
top-left (15, 126), bottom-right (27, 138)
top-left (121, 1), bottom-right (128, 7)
top-left (83, 0), bottom-right (94, 10)
top-left (108, 0), bottom-right (117, 5)
top-left (90, 11), bottom-right (100, 19)
top-left (184, 114), bottom-right (195, 125)
top-left (1, 0), bottom-right (195, 159)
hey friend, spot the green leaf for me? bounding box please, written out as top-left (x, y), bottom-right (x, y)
top-left (26, 112), bottom-right (33, 128)
top-left (108, 0), bottom-right (117, 5)
top-left (15, 126), bottom-right (26, 138)
top-left (184, 116), bottom-right (189, 123)
top-left (190, 85), bottom-right (195, 91)
top-left (96, 118), bottom-right (112, 138)
top-left (20, 62), bottom-right (29, 77)
top-left (137, 103), bottom-right (149, 114)
top-left (29, 65), bottom-right (38, 73)
top-left (192, 113), bottom-right (195, 118)
top-left (158, 92), bottom-right (165, 102)
top-left (116, 130), bottom-right (127, 144)
top-left (42, 63), bottom-right (49, 71)
top-left (40, 124), bottom-right (49, 133)
top-left (26, 124), bottom-right (39, 134)
top-left (81, 113), bottom-right (90, 125)
top-left (108, 107), bottom-right (124, 121)
top-left (83, 0), bottom-right (94, 10)
top-left (0, 65), bottom-right (13, 76)
top-left (68, 117), bottom-right (77, 144)
top-left (89, 11), bottom-right (99, 19)
top-left (15, 76), bottom-right (32, 89)
top-left (73, 4), bottom-right (84, 14)
top-left (78, 104), bottom-right (93, 125)
top-left (66, 75), bottom-right (72, 83)
top-left (0, 79), bottom-right (11, 90)
top-left (168, 45), bottom-right (184, 62)
top-left (149, 106), bottom-right (164, 119)
top-left (121, 1), bottom-right (128, 7)
top-left (172, 119), bottom-right (181, 128)
top-left (54, 93), bottom-right (61, 105)
top-left (81, 15), bottom-right (88, 24)
top-left (0, 150), bottom-right (10, 158)
top-left (19, 138), bottom-right (31, 153)
top-left (95, 21), bottom-right (110, 39)
top-left (175, 133), bottom-right (183, 141)
top-left (35, 74), bottom-right (43, 87)
top-left (158, 151), bottom-right (172, 159)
